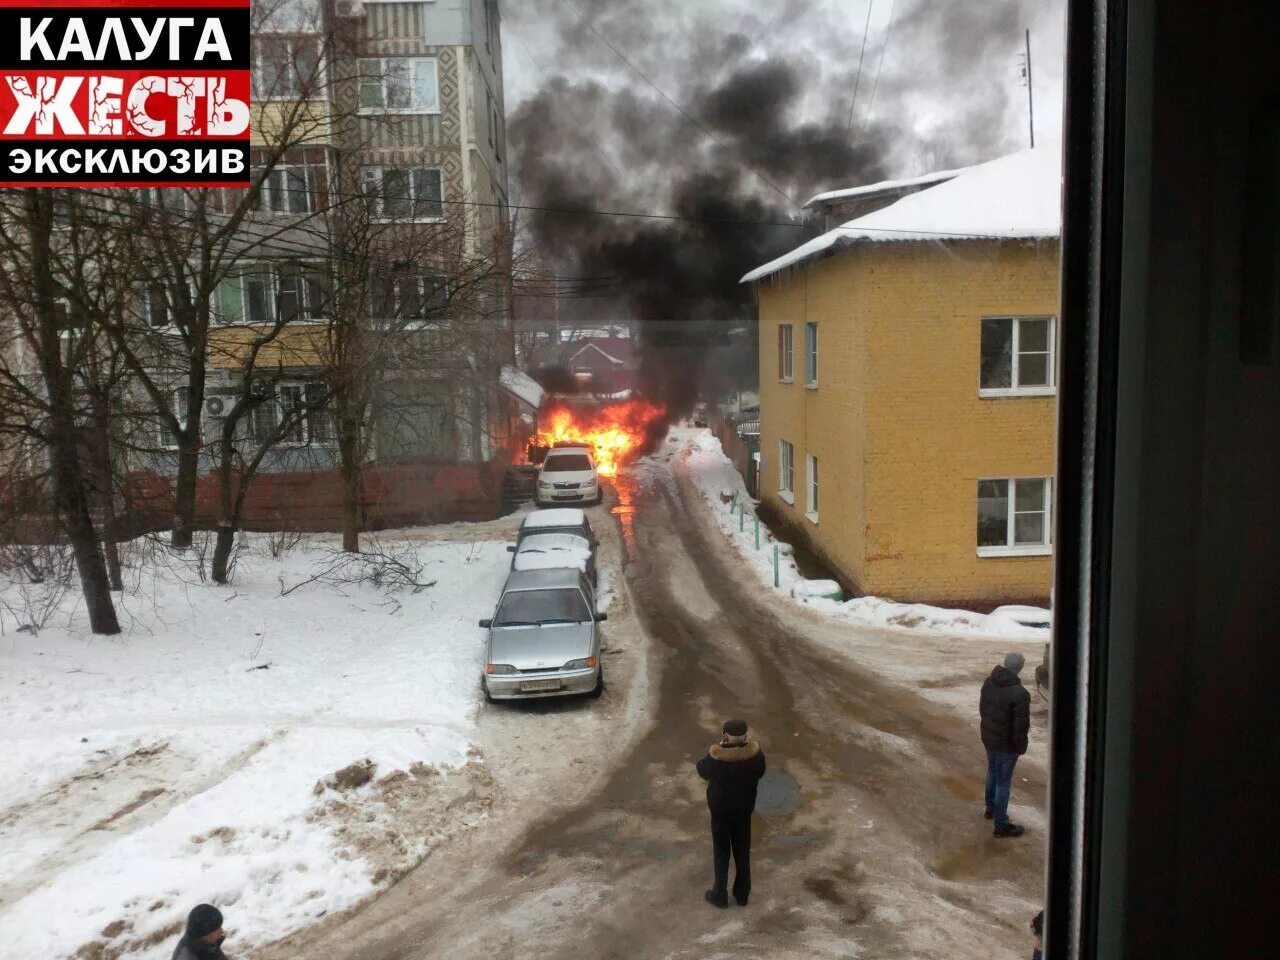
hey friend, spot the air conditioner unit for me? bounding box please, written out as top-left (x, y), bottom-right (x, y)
top-left (205, 396), bottom-right (230, 418)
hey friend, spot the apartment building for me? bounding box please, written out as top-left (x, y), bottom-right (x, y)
top-left (743, 148), bottom-right (1060, 608)
top-left (132, 0), bottom-right (517, 528)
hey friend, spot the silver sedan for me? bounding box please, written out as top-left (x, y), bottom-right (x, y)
top-left (479, 568), bottom-right (606, 702)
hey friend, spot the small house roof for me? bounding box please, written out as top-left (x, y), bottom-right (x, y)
top-left (743, 146), bottom-right (1062, 284)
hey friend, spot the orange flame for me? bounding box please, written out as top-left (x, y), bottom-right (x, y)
top-left (531, 400), bottom-right (667, 477)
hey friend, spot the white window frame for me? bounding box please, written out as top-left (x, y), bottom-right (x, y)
top-left (253, 163), bottom-right (321, 215)
top-left (156, 384), bottom-right (190, 450)
top-left (805, 321), bottom-right (818, 387)
top-left (217, 264), bottom-right (327, 326)
top-left (252, 34), bottom-right (323, 102)
top-left (778, 439), bottom-right (794, 504)
top-left (806, 453), bottom-right (819, 523)
top-left (979, 315), bottom-right (1057, 397)
top-left (359, 57), bottom-right (441, 114)
top-left (362, 166), bottom-right (445, 222)
top-left (778, 324), bottom-right (793, 382)
top-left (249, 380), bottom-right (333, 447)
top-left (976, 476), bottom-right (1054, 557)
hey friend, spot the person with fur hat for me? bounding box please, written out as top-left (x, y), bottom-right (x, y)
top-left (695, 718), bottom-right (766, 908)
top-left (979, 651), bottom-right (1033, 837)
top-left (171, 904), bottom-right (227, 960)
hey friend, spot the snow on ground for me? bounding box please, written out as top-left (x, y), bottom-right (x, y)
top-left (673, 430), bottom-right (1051, 643)
top-left (0, 530), bottom-right (514, 960)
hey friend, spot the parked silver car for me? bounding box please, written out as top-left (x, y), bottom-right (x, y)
top-left (479, 568), bottom-right (606, 702)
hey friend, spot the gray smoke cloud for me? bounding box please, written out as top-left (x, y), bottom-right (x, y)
top-left (504, 0), bottom-right (1062, 413)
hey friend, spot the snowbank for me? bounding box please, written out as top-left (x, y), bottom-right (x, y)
top-left (677, 431), bottom-right (1050, 643)
top-left (0, 532), bottom-right (512, 959)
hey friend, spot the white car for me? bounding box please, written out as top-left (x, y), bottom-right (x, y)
top-left (535, 446), bottom-right (601, 506)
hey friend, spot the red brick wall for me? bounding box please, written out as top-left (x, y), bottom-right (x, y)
top-left (126, 462), bottom-right (505, 534)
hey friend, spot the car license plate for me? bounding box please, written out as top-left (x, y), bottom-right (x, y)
top-left (520, 679), bottom-right (563, 692)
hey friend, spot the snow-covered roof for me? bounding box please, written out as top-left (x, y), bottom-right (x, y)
top-left (499, 366), bottom-right (545, 409)
top-left (743, 147), bottom-right (1062, 284)
top-left (804, 166), bottom-right (969, 207)
top-left (521, 508), bottom-right (587, 529)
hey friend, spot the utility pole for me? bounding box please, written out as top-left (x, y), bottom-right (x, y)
top-left (1024, 28), bottom-right (1035, 148)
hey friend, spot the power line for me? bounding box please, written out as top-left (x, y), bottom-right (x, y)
top-left (844, 0), bottom-right (875, 144)
top-left (578, 18), bottom-right (801, 211)
top-left (861, 0), bottom-right (897, 132)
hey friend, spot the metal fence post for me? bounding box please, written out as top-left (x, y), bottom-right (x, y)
top-left (754, 514), bottom-right (760, 550)
top-left (738, 502), bottom-right (744, 532)
top-left (773, 544), bottom-right (779, 587)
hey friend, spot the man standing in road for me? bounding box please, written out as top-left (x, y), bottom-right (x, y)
top-left (980, 651), bottom-right (1032, 838)
top-left (696, 718), bottom-right (767, 908)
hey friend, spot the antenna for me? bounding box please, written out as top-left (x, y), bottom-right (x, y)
top-left (1018, 28), bottom-right (1036, 148)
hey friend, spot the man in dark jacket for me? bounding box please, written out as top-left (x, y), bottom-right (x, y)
top-left (695, 718), bottom-right (767, 908)
top-left (171, 904), bottom-right (227, 960)
top-left (979, 651), bottom-right (1032, 837)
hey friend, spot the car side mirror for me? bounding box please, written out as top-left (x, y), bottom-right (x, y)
top-left (506, 545), bottom-right (516, 553)
top-left (594, 612), bottom-right (608, 622)
top-left (478, 619), bottom-right (492, 628)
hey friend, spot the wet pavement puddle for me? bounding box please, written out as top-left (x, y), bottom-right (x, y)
top-left (755, 768), bottom-right (803, 817)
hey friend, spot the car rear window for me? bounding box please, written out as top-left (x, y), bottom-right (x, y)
top-left (543, 454), bottom-right (592, 472)
top-left (494, 588), bottom-right (590, 625)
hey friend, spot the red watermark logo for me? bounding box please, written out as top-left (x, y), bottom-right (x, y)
top-left (0, 0), bottom-right (250, 186)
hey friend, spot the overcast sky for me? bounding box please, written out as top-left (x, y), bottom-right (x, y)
top-left (500, 0), bottom-right (1066, 208)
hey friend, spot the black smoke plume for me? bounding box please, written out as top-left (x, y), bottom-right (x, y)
top-left (507, 0), bottom-right (1039, 415)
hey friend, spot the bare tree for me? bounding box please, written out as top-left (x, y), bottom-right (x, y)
top-left (0, 190), bottom-right (120, 633)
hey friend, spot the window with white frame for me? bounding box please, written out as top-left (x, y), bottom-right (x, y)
top-left (779, 439), bottom-right (794, 501)
top-left (980, 316), bottom-right (1056, 394)
top-left (806, 453), bottom-right (819, 520)
top-left (370, 270), bottom-right (448, 320)
top-left (157, 385), bottom-right (189, 449)
top-left (778, 324), bottom-right (793, 380)
top-left (805, 321), bottom-right (818, 386)
top-left (977, 477), bottom-right (1053, 554)
top-left (252, 163), bottom-right (321, 214)
top-left (362, 167), bottom-right (444, 220)
top-left (249, 381), bottom-right (332, 445)
top-left (359, 58), bottom-right (439, 112)
top-left (142, 283), bottom-right (171, 328)
top-left (217, 264), bottom-right (326, 325)
top-left (252, 35), bottom-right (322, 100)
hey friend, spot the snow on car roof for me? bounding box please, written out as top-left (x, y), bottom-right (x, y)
top-left (521, 508), bottom-right (587, 528)
top-left (518, 533), bottom-right (591, 550)
top-left (503, 567), bottom-right (587, 590)
top-left (742, 146), bottom-right (1062, 283)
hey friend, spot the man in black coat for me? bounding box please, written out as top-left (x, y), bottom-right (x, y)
top-left (171, 904), bottom-right (227, 960)
top-left (979, 651), bottom-right (1032, 837)
top-left (696, 718), bottom-right (767, 908)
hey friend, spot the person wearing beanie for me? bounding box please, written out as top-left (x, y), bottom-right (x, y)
top-left (695, 718), bottom-right (767, 908)
top-left (978, 651), bottom-right (1032, 837)
top-left (172, 904), bottom-right (227, 960)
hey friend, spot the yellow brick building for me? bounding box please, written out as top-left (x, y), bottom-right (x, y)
top-left (743, 148), bottom-right (1061, 608)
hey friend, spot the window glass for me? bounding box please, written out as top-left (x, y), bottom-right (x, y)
top-left (544, 454), bottom-right (592, 472)
top-left (412, 169), bottom-right (444, 219)
top-left (980, 317), bottom-right (1014, 389)
top-left (1017, 317), bottom-right (1052, 387)
top-left (977, 479), bottom-right (1010, 546)
top-left (243, 272), bottom-right (273, 324)
top-left (493, 588), bottom-right (590, 626)
top-left (805, 322), bottom-right (818, 384)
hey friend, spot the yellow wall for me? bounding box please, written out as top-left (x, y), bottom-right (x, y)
top-left (757, 240), bottom-right (1059, 606)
